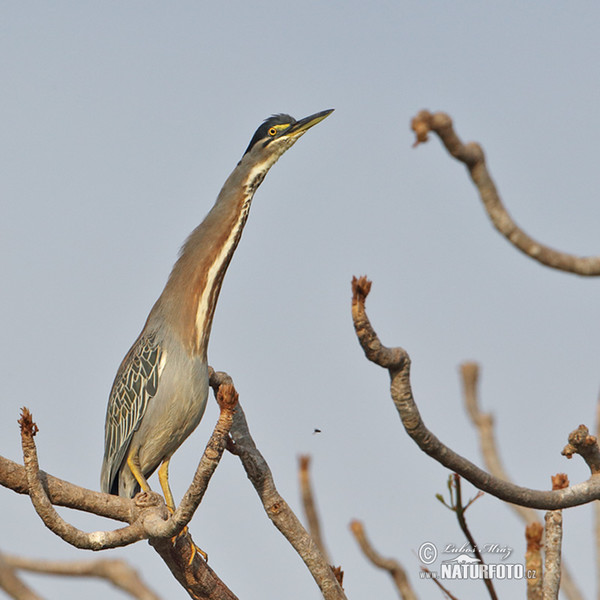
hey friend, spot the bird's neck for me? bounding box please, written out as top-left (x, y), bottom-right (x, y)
top-left (153, 166), bottom-right (262, 360)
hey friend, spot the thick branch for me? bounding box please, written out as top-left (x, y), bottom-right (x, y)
top-left (209, 369), bottom-right (347, 600)
top-left (0, 454), bottom-right (132, 522)
top-left (5, 406), bottom-right (238, 600)
top-left (351, 276), bottom-right (600, 509)
top-left (411, 110), bottom-right (600, 276)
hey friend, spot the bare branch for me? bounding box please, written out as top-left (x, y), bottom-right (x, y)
top-left (542, 475), bottom-right (568, 599)
top-left (461, 363), bottom-right (584, 600)
top-left (4, 554), bottom-right (161, 600)
top-left (209, 369), bottom-right (347, 600)
top-left (18, 407), bottom-right (148, 550)
top-left (298, 455), bottom-right (331, 565)
top-left (351, 276), bottom-right (600, 509)
top-left (0, 552), bottom-right (43, 600)
top-left (444, 475), bottom-right (497, 600)
top-left (5, 406), bottom-right (239, 600)
top-left (0, 454), bottom-right (132, 522)
top-left (349, 520), bottom-right (417, 600)
top-left (525, 523), bottom-right (543, 600)
top-left (461, 362), bottom-right (538, 525)
top-left (149, 536), bottom-right (238, 600)
top-left (562, 425), bottom-right (600, 475)
top-left (411, 110), bottom-right (600, 277)
top-left (163, 384), bottom-right (238, 539)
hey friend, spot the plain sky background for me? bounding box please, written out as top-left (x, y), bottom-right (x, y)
top-left (2, 2), bottom-right (600, 599)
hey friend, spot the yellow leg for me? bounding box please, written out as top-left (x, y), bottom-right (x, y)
top-left (158, 459), bottom-right (208, 563)
top-left (127, 450), bottom-right (151, 492)
top-left (158, 459), bottom-right (176, 511)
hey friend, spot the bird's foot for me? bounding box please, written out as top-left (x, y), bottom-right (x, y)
top-left (167, 506), bottom-right (208, 564)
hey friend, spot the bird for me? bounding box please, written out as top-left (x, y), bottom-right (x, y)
top-left (101, 109), bottom-right (334, 511)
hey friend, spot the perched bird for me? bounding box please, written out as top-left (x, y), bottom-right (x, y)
top-left (101, 109), bottom-right (333, 510)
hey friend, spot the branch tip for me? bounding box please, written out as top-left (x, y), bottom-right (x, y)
top-left (551, 473), bottom-right (569, 491)
top-left (216, 383), bottom-right (239, 412)
top-left (351, 275), bottom-right (371, 307)
top-left (561, 424), bottom-right (600, 474)
top-left (525, 522), bottom-right (544, 551)
top-left (18, 407), bottom-right (38, 437)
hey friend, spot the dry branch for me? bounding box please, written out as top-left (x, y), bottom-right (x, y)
top-left (2, 401), bottom-right (240, 600)
top-left (3, 553), bottom-right (161, 600)
top-left (562, 425), bottom-right (600, 475)
top-left (461, 363), bottom-right (584, 600)
top-left (525, 523), bottom-right (543, 600)
top-left (298, 455), bottom-right (331, 565)
top-left (209, 369), bottom-right (347, 600)
top-left (351, 275), bottom-right (600, 509)
top-left (411, 110), bottom-right (600, 276)
top-left (0, 552), bottom-right (42, 600)
top-left (349, 520), bottom-right (416, 600)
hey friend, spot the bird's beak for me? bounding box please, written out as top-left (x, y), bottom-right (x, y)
top-left (285, 109), bottom-right (334, 138)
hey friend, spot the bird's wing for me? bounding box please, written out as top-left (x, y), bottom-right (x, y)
top-left (101, 331), bottom-right (165, 493)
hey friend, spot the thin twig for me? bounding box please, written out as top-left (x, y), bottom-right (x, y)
top-left (349, 521), bottom-right (417, 600)
top-left (411, 110), bottom-right (600, 277)
top-left (450, 475), bottom-right (497, 600)
top-left (298, 455), bottom-right (331, 565)
top-left (419, 567), bottom-right (459, 600)
top-left (351, 276), bottom-right (600, 509)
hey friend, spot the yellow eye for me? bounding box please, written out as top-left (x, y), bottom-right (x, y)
top-left (268, 127), bottom-right (277, 136)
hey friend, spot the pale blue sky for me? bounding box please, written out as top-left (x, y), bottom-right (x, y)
top-left (2, 3), bottom-right (600, 598)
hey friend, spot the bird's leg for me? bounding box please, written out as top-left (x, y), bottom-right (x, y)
top-left (158, 459), bottom-right (176, 511)
top-left (158, 459), bottom-right (208, 563)
top-left (127, 450), bottom-right (151, 492)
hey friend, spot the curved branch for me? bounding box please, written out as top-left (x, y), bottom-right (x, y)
top-left (8, 407), bottom-right (239, 600)
top-left (411, 110), bottom-right (600, 277)
top-left (0, 552), bottom-right (42, 600)
top-left (3, 554), bottom-right (161, 600)
top-left (351, 276), bottom-right (600, 509)
top-left (349, 520), bottom-right (417, 600)
top-left (209, 369), bottom-right (347, 600)
top-left (19, 408), bottom-right (147, 550)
